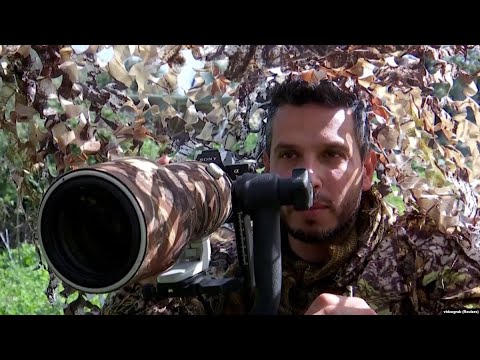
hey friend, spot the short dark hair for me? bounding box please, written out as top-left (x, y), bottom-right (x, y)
top-left (264, 79), bottom-right (371, 161)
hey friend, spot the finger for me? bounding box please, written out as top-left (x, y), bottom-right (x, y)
top-left (313, 305), bottom-right (377, 315)
top-left (305, 293), bottom-right (371, 315)
top-left (156, 155), bottom-right (171, 165)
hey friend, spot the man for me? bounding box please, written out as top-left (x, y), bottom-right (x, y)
top-left (101, 79), bottom-right (480, 315)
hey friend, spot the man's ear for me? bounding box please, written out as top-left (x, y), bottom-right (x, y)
top-left (362, 150), bottom-right (377, 191)
top-left (263, 151), bottom-right (270, 172)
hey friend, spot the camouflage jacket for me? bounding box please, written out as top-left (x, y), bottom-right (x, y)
top-left (101, 191), bottom-right (480, 315)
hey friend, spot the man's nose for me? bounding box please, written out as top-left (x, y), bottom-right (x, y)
top-left (298, 155), bottom-right (323, 189)
top-left (307, 168), bottom-right (322, 189)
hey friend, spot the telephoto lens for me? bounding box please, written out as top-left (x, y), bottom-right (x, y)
top-left (38, 157), bottom-right (233, 293)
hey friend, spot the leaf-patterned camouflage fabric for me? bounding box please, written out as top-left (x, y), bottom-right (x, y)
top-left (3, 45), bottom-right (480, 314)
top-left (101, 190), bottom-right (480, 315)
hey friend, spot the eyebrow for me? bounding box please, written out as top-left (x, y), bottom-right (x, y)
top-left (274, 141), bottom-right (351, 154)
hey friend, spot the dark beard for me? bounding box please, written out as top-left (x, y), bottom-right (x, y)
top-left (284, 191), bottom-right (362, 246)
top-left (285, 210), bottom-right (358, 245)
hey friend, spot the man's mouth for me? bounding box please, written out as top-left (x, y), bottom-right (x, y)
top-left (301, 202), bottom-right (330, 213)
top-left (310, 203), bottom-right (329, 210)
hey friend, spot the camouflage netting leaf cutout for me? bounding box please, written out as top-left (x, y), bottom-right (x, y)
top-left (1, 45), bottom-right (479, 314)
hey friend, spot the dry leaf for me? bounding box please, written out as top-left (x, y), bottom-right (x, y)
top-left (129, 62), bottom-right (148, 93)
top-left (96, 46), bottom-right (114, 68)
top-left (183, 104), bottom-right (199, 124)
top-left (51, 122), bottom-right (76, 152)
top-left (72, 45), bottom-right (89, 54)
top-left (196, 121), bottom-right (215, 141)
top-left (60, 97), bottom-right (84, 119)
top-left (377, 126), bottom-right (399, 150)
top-left (108, 58), bottom-right (133, 87)
top-left (13, 104), bottom-right (38, 121)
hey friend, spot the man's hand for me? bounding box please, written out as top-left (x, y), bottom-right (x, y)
top-left (305, 293), bottom-right (377, 315)
top-left (156, 154), bottom-right (171, 165)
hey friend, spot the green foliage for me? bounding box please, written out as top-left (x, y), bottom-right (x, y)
top-left (0, 130), bottom-right (16, 225)
top-left (231, 133), bottom-right (259, 155)
top-left (139, 138), bottom-right (164, 160)
top-left (445, 46), bottom-right (480, 103)
top-left (447, 47), bottom-right (480, 75)
top-left (384, 191), bottom-right (406, 215)
top-left (0, 244), bottom-right (63, 315)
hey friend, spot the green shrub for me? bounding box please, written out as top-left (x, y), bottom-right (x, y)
top-left (0, 243), bottom-right (63, 315)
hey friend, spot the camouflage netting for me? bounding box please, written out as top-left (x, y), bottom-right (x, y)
top-left (1, 45), bottom-right (479, 314)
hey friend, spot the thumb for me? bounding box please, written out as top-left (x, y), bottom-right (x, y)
top-left (156, 154), bottom-right (171, 165)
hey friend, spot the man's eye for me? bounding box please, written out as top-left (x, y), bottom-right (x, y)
top-left (324, 151), bottom-right (342, 158)
top-left (279, 151), bottom-right (297, 160)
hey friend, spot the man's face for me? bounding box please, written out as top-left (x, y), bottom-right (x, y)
top-left (264, 104), bottom-right (375, 244)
